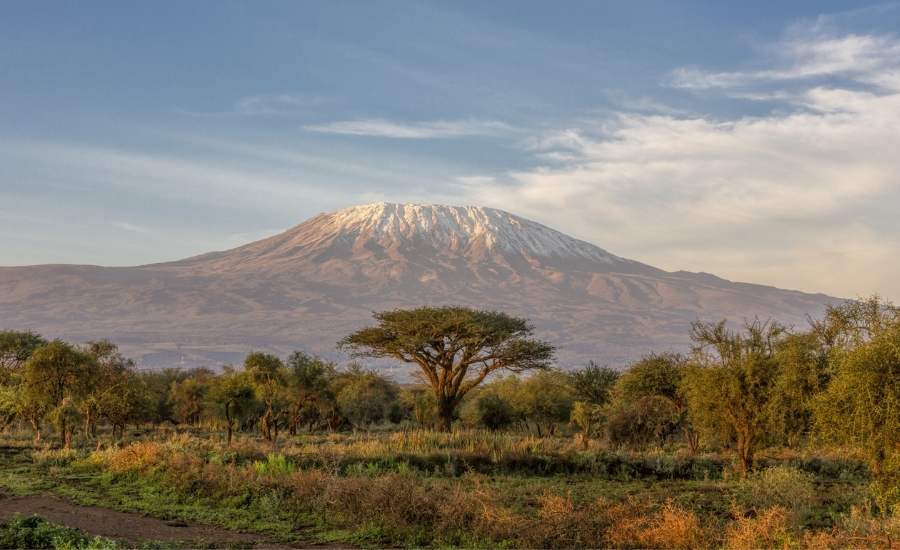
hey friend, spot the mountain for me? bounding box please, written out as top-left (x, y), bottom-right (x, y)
top-left (0, 202), bottom-right (838, 371)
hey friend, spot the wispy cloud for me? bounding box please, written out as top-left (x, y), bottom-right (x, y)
top-left (1, 139), bottom-right (337, 211)
top-left (304, 118), bottom-right (514, 139)
top-left (111, 221), bottom-right (152, 234)
top-left (670, 31), bottom-right (900, 90)
top-left (178, 93), bottom-right (325, 117)
top-left (607, 94), bottom-right (690, 116)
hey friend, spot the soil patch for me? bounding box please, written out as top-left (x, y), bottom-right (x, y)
top-left (0, 493), bottom-right (322, 548)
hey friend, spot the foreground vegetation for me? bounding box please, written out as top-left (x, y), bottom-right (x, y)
top-left (0, 428), bottom-right (896, 548)
top-left (0, 297), bottom-right (898, 547)
top-left (0, 515), bottom-right (121, 550)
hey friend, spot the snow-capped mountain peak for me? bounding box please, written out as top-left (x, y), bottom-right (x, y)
top-left (320, 202), bottom-right (623, 262)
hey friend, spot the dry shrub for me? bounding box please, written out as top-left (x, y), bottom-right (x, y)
top-left (471, 491), bottom-right (524, 544)
top-left (433, 480), bottom-right (491, 534)
top-left (97, 440), bottom-right (168, 473)
top-left (322, 473), bottom-right (439, 534)
top-left (733, 465), bottom-right (816, 521)
top-left (603, 498), bottom-right (709, 549)
top-left (637, 501), bottom-right (710, 549)
top-left (31, 447), bottom-right (78, 466)
top-left (799, 506), bottom-right (900, 549)
top-left (285, 469), bottom-right (330, 509)
top-left (725, 506), bottom-right (795, 550)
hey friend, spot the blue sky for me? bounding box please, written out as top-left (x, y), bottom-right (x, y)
top-left (2, 1), bottom-right (900, 300)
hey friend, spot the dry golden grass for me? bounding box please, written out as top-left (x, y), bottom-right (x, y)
top-left (95, 440), bottom-right (168, 473)
top-left (76, 432), bottom-right (894, 549)
top-left (602, 498), bottom-right (710, 549)
top-left (725, 506), bottom-right (795, 550)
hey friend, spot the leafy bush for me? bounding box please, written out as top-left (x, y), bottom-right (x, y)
top-left (606, 395), bottom-right (680, 450)
top-left (252, 453), bottom-right (296, 476)
top-left (460, 392), bottom-right (514, 431)
top-left (724, 507), bottom-right (795, 550)
top-left (733, 465), bottom-right (816, 520)
top-left (0, 515), bottom-right (119, 550)
top-left (32, 447), bottom-right (80, 467)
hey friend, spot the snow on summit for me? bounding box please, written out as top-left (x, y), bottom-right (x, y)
top-left (324, 202), bottom-right (622, 262)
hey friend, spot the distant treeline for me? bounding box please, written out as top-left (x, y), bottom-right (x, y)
top-left (0, 296), bottom-right (898, 476)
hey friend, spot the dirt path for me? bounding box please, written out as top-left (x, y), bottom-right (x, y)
top-left (0, 493), bottom-right (316, 549)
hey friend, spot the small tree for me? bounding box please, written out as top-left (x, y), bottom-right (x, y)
top-left (210, 369), bottom-right (256, 445)
top-left (245, 352), bottom-right (289, 447)
top-left (23, 340), bottom-right (96, 447)
top-left (82, 340), bottom-right (135, 439)
top-left (513, 370), bottom-right (574, 436)
top-left (569, 362), bottom-right (619, 405)
top-left (814, 319), bottom-right (900, 475)
top-left (682, 320), bottom-right (784, 474)
top-left (331, 364), bottom-right (398, 429)
top-left (285, 351), bottom-right (335, 434)
top-left (340, 307), bottom-right (554, 431)
top-left (768, 333), bottom-right (829, 447)
top-left (618, 353), bottom-right (698, 453)
top-left (461, 390), bottom-right (515, 431)
top-left (0, 330), bottom-right (46, 381)
top-left (568, 362), bottom-right (618, 447)
top-left (169, 375), bottom-right (210, 425)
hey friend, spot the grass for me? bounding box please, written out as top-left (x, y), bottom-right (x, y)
top-left (0, 515), bottom-right (129, 550)
top-left (0, 428), bottom-right (896, 548)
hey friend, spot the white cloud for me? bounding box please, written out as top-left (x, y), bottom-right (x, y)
top-left (671, 31), bottom-right (900, 91)
top-left (304, 118), bottom-right (514, 139)
top-left (111, 221), bottom-right (151, 234)
top-left (176, 93), bottom-right (324, 117)
top-left (1, 139), bottom-right (338, 212)
top-left (468, 30), bottom-right (900, 301)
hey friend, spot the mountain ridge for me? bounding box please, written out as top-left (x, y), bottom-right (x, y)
top-left (0, 203), bottom-right (838, 371)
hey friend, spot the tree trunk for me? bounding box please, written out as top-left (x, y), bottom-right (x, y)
top-left (736, 431), bottom-right (754, 475)
top-left (60, 417), bottom-right (68, 448)
top-left (683, 426), bottom-right (699, 455)
top-left (225, 401), bottom-right (233, 446)
top-left (30, 418), bottom-right (42, 445)
top-left (436, 399), bottom-right (455, 432)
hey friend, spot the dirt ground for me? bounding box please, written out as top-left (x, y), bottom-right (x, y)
top-left (0, 492), bottom-right (318, 549)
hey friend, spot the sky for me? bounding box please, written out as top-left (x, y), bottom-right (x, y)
top-left (2, 1), bottom-right (899, 301)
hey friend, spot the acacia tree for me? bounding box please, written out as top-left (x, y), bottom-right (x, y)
top-left (682, 320), bottom-right (785, 474)
top-left (813, 298), bottom-right (900, 474)
top-left (285, 351), bottom-right (335, 435)
top-left (210, 368), bottom-right (256, 445)
top-left (568, 362), bottom-right (619, 447)
top-left (245, 352), bottom-right (289, 446)
top-left (331, 364), bottom-right (398, 429)
top-left (617, 353), bottom-right (699, 453)
top-left (0, 331), bottom-right (46, 379)
top-left (82, 340), bottom-right (136, 439)
top-left (23, 340), bottom-right (96, 448)
top-left (340, 306), bottom-right (554, 431)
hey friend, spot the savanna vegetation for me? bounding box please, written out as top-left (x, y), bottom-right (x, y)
top-left (0, 300), bottom-right (897, 548)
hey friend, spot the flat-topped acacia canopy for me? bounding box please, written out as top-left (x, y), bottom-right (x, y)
top-left (339, 306), bottom-right (555, 431)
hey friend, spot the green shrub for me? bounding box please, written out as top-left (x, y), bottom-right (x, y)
top-left (733, 466), bottom-right (816, 520)
top-left (460, 392), bottom-right (514, 431)
top-left (0, 515), bottom-right (119, 550)
top-left (32, 448), bottom-right (80, 467)
top-left (252, 453), bottom-right (295, 476)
